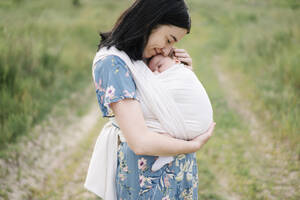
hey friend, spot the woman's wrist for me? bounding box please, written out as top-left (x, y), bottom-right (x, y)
top-left (137, 130), bottom-right (199, 156)
top-left (190, 140), bottom-right (201, 152)
top-left (154, 132), bottom-right (201, 153)
top-left (157, 132), bottom-right (200, 152)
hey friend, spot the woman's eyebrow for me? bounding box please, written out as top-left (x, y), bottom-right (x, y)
top-left (170, 34), bottom-right (178, 42)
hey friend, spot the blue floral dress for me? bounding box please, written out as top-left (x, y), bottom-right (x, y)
top-left (93, 55), bottom-right (199, 200)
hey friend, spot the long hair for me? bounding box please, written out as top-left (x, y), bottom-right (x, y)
top-left (98, 0), bottom-right (191, 61)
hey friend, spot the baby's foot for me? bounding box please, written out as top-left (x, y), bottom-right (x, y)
top-left (151, 156), bottom-right (174, 171)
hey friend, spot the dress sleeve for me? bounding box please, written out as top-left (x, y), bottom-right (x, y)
top-left (93, 55), bottom-right (140, 118)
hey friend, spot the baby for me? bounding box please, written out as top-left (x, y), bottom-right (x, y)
top-left (147, 51), bottom-right (214, 171)
top-left (148, 49), bottom-right (181, 74)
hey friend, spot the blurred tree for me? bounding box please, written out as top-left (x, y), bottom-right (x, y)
top-left (72, 0), bottom-right (81, 7)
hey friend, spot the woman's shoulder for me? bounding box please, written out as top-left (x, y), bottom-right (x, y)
top-left (94, 54), bottom-right (127, 70)
top-left (92, 54), bottom-right (139, 118)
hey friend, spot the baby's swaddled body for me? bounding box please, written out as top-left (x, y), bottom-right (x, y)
top-left (155, 63), bottom-right (213, 138)
top-left (148, 55), bottom-right (213, 171)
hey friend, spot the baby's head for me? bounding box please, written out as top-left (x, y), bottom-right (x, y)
top-left (148, 50), bottom-right (180, 73)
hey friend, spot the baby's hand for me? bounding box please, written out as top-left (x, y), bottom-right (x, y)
top-left (173, 48), bottom-right (193, 71)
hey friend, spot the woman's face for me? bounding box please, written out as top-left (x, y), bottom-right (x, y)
top-left (143, 25), bottom-right (187, 59)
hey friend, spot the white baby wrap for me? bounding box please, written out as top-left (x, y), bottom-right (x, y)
top-left (84, 46), bottom-right (213, 199)
top-left (151, 63), bottom-right (214, 171)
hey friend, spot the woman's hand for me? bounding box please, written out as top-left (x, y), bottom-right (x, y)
top-left (191, 122), bottom-right (216, 150)
top-left (173, 48), bottom-right (193, 71)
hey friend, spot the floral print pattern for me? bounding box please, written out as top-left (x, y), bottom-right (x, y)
top-left (93, 55), bottom-right (140, 117)
top-left (116, 142), bottom-right (199, 200)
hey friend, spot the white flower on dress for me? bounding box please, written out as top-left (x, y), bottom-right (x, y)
top-left (180, 188), bottom-right (193, 200)
top-left (138, 157), bottom-right (147, 171)
top-left (105, 85), bottom-right (115, 99)
top-left (94, 78), bottom-right (105, 92)
top-left (162, 195), bottom-right (171, 200)
top-left (193, 178), bottom-right (198, 189)
top-left (123, 89), bottom-right (135, 98)
top-left (175, 169), bottom-right (184, 182)
top-left (139, 175), bottom-right (146, 187)
top-left (119, 173), bottom-right (125, 181)
top-left (186, 160), bottom-right (194, 181)
top-left (114, 67), bottom-right (120, 74)
top-left (164, 175), bottom-right (170, 188)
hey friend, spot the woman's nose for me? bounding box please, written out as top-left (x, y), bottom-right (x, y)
top-left (161, 47), bottom-right (172, 56)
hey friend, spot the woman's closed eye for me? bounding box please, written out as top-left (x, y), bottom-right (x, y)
top-left (166, 36), bottom-right (173, 44)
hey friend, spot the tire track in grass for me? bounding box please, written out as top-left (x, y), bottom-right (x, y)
top-left (211, 56), bottom-right (300, 199)
top-left (33, 117), bottom-right (104, 200)
top-left (192, 55), bottom-right (243, 200)
top-left (0, 85), bottom-right (103, 200)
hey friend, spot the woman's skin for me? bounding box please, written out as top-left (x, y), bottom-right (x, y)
top-left (111, 24), bottom-right (216, 156)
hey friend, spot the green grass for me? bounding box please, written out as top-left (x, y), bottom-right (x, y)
top-left (0, 0), bottom-right (130, 150)
top-left (28, 120), bottom-right (104, 200)
top-left (2, 0), bottom-right (298, 154)
top-left (183, 0), bottom-right (299, 198)
top-left (186, 0), bottom-right (300, 154)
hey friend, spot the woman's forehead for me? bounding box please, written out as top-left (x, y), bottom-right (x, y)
top-left (153, 25), bottom-right (187, 37)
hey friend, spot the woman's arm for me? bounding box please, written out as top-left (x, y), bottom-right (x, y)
top-left (110, 98), bottom-right (215, 156)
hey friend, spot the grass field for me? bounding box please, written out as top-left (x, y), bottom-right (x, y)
top-left (0, 0), bottom-right (299, 199)
top-left (0, 0), bottom-right (130, 151)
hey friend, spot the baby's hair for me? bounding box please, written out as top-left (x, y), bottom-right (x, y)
top-left (98, 0), bottom-right (191, 61)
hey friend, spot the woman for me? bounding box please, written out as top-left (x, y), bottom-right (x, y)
top-left (84, 0), bottom-right (216, 199)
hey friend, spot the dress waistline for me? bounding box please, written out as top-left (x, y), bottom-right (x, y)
top-left (109, 118), bottom-right (127, 144)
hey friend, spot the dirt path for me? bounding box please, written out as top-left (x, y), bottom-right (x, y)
top-left (211, 56), bottom-right (300, 199)
top-left (0, 86), bottom-right (102, 200)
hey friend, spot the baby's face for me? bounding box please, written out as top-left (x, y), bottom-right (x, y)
top-left (148, 54), bottom-right (176, 73)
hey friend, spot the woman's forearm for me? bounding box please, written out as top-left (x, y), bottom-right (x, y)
top-left (135, 130), bottom-right (199, 156)
top-left (111, 99), bottom-right (201, 156)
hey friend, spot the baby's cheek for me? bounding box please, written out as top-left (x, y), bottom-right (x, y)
top-left (159, 65), bottom-right (170, 72)
top-left (148, 64), bottom-right (156, 72)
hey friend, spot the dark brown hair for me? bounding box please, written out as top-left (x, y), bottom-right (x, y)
top-left (98, 0), bottom-right (191, 61)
